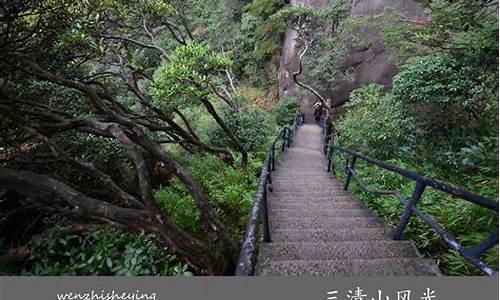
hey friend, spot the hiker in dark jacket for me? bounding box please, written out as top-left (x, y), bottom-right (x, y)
top-left (314, 101), bottom-right (322, 123)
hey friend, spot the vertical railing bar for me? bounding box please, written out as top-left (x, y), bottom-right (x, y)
top-left (326, 135), bottom-right (332, 172)
top-left (393, 180), bottom-right (426, 240)
top-left (343, 156), bottom-right (357, 190)
top-left (287, 127), bottom-right (292, 148)
top-left (323, 135), bottom-right (329, 155)
top-left (271, 144), bottom-right (276, 171)
top-left (267, 158), bottom-right (273, 193)
top-left (262, 185), bottom-right (271, 242)
top-left (281, 128), bottom-right (286, 151)
top-left (330, 133), bottom-right (335, 174)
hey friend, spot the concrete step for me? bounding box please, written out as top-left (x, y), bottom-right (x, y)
top-left (255, 258), bottom-right (440, 276)
top-left (270, 228), bottom-right (390, 242)
top-left (286, 148), bottom-right (324, 156)
top-left (269, 201), bottom-right (367, 210)
top-left (268, 195), bottom-right (359, 203)
top-left (270, 217), bottom-right (386, 231)
top-left (268, 190), bottom-right (354, 196)
top-left (269, 208), bottom-right (375, 219)
top-left (270, 182), bottom-right (343, 188)
top-left (257, 241), bottom-right (421, 261)
top-left (270, 177), bottom-right (333, 182)
top-left (269, 188), bottom-right (346, 194)
top-left (271, 179), bottom-right (338, 185)
top-left (253, 123), bottom-right (440, 276)
top-left (274, 166), bottom-right (327, 171)
top-left (271, 171), bottom-right (333, 177)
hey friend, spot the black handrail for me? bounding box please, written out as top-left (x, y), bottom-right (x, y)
top-left (324, 131), bottom-right (499, 276)
top-left (235, 114), bottom-right (305, 276)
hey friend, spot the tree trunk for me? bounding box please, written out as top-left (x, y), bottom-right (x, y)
top-left (200, 98), bottom-right (248, 169)
top-left (0, 169), bottom-right (215, 274)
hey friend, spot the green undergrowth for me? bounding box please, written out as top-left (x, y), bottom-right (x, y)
top-left (155, 130), bottom-right (292, 242)
top-left (18, 227), bottom-right (192, 276)
top-left (331, 152), bottom-right (498, 275)
top-left (154, 97), bottom-right (299, 242)
top-left (154, 152), bottom-right (265, 241)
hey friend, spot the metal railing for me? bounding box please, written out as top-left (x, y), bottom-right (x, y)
top-left (235, 114), bottom-right (305, 276)
top-left (324, 131), bottom-right (499, 276)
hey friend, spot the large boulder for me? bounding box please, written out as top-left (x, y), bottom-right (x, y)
top-left (278, 0), bottom-right (425, 110)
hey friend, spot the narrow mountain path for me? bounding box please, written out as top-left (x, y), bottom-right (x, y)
top-left (255, 124), bottom-right (440, 276)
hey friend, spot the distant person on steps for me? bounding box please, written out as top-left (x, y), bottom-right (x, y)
top-left (313, 101), bottom-right (322, 123)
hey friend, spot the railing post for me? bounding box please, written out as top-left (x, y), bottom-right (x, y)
top-left (393, 180), bottom-right (426, 240)
top-left (323, 135), bottom-right (330, 155)
top-left (281, 129), bottom-right (287, 151)
top-left (343, 156), bottom-right (357, 190)
top-left (287, 128), bottom-right (292, 148)
top-left (271, 144), bottom-right (276, 171)
top-left (327, 136), bottom-right (333, 172)
top-left (330, 134), bottom-right (335, 173)
top-left (262, 186), bottom-right (271, 242)
top-left (267, 158), bottom-right (273, 193)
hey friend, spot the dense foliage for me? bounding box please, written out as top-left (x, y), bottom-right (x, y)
top-left (0, 0), bottom-right (497, 278)
top-left (274, 97), bottom-right (300, 126)
top-left (338, 84), bottom-right (414, 159)
top-left (200, 0), bottom-right (286, 86)
top-left (23, 228), bottom-right (192, 276)
top-left (0, 0), bottom-right (286, 276)
top-left (334, 0), bottom-right (498, 275)
top-left (208, 106), bottom-right (272, 152)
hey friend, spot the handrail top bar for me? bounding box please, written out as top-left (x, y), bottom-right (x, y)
top-left (235, 113), bottom-right (304, 275)
top-left (332, 143), bottom-right (498, 212)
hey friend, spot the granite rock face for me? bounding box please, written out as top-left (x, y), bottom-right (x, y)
top-left (278, 0), bottom-right (425, 108)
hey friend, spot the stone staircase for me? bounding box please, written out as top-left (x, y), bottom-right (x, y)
top-left (255, 124), bottom-right (440, 276)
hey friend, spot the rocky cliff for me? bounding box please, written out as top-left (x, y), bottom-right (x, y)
top-left (278, 0), bottom-right (425, 108)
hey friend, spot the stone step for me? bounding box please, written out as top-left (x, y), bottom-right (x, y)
top-left (269, 208), bottom-right (375, 219)
top-left (270, 228), bottom-right (390, 242)
top-left (271, 179), bottom-right (337, 184)
top-left (271, 171), bottom-right (333, 176)
top-left (269, 187), bottom-right (345, 193)
top-left (257, 241), bottom-right (421, 261)
top-left (286, 148), bottom-right (324, 156)
top-left (255, 258), bottom-right (440, 276)
top-left (274, 166), bottom-right (327, 171)
top-left (269, 201), bottom-right (366, 210)
top-left (276, 160), bottom-right (325, 164)
top-left (270, 181), bottom-right (342, 187)
top-left (269, 217), bottom-right (386, 231)
top-left (253, 123), bottom-right (440, 276)
top-left (268, 201), bottom-right (361, 209)
top-left (268, 195), bottom-right (359, 203)
top-left (268, 190), bottom-right (353, 196)
top-left (270, 177), bottom-right (333, 181)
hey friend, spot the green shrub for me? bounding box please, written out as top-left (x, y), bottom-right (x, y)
top-left (150, 42), bottom-right (232, 111)
top-left (391, 53), bottom-right (496, 143)
top-left (155, 153), bottom-right (263, 240)
top-left (155, 186), bottom-right (201, 235)
top-left (334, 82), bottom-right (498, 276)
top-left (391, 54), bottom-right (498, 172)
top-left (331, 152), bottom-right (498, 276)
top-left (208, 106), bottom-right (271, 152)
top-left (23, 228), bottom-right (192, 276)
top-left (338, 84), bottom-right (414, 159)
top-left (274, 96), bottom-right (300, 126)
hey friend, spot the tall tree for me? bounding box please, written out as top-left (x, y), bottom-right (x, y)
top-left (0, 0), bottom-right (255, 274)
